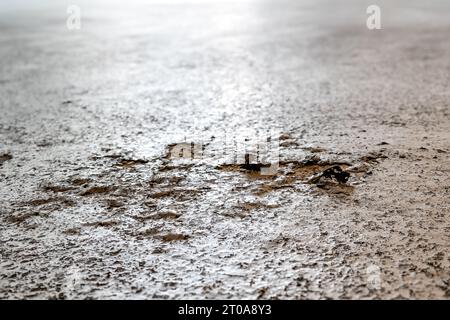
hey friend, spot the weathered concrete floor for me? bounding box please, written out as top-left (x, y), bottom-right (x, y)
top-left (0, 0), bottom-right (449, 299)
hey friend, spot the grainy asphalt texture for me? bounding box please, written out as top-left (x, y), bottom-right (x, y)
top-left (0, 0), bottom-right (449, 299)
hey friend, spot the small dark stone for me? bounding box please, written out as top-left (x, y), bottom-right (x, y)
top-left (321, 166), bottom-right (350, 183)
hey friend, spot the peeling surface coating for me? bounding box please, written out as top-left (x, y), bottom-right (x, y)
top-left (1, 0), bottom-right (450, 299)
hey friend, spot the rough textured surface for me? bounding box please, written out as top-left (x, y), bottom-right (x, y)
top-left (0, 0), bottom-right (449, 299)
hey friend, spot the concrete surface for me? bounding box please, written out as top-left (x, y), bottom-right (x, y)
top-left (0, 0), bottom-right (449, 299)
